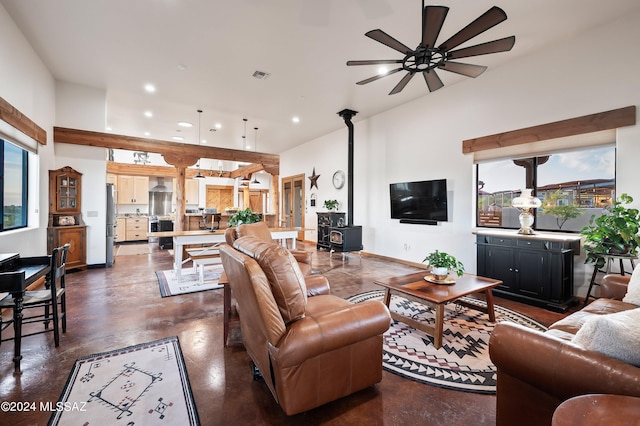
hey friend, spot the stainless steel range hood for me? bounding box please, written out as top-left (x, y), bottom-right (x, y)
top-left (150, 177), bottom-right (170, 192)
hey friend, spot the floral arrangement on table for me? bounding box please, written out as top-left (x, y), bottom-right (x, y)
top-left (423, 250), bottom-right (465, 280)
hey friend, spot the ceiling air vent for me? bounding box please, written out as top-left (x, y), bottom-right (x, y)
top-left (252, 70), bottom-right (271, 80)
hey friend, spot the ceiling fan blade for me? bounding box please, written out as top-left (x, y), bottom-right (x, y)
top-left (365, 29), bottom-right (413, 54)
top-left (438, 6), bottom-right (508, 52)
top-left (423, 70), bottom-right (444, 92)
top-left (356, 68), bottom-right (403, 85)
top-left (447, 36), bottom-right (515, 60)
top-left (422, 6), bottom-right (449, 48)
top-left (439, 61), bottom-right (487, 78)
top-left (347, 59), bottom-right (403, 66)
top-left (389, 72), bottom-right (415, 95)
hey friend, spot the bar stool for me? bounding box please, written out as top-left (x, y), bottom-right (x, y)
top-left (584, 253), bottom-right (637, 306)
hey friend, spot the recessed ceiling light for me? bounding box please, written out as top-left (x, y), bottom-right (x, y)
top-left (172, 136), bottom-right (184, 141)
top-left (177, 63), bottom-right (188, 71)
top-left (144, 111), bottom-right (153, 118)
top-left (105, 126), bottom-right (112, 131)
top-left (215, 123), bottom-right (222, 129)
top-left (292, 116), bottom-right (300, 123)
top-left (201, 139), bottom-right (207, 144)
top-left (177, 121), bottom-right (193, 127)
top-left (144, 83), bottom-right (156, 93)
top-left (144, 131), bottom-right (150, 136)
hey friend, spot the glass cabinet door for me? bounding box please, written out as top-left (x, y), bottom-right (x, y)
top-left (57, 174), bottom-right (78, 211)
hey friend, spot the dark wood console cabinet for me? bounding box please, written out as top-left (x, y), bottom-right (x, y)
top-left (476, 232), bottom-right (579, 312)
top-left (317, 212), bottom-right (345, 250)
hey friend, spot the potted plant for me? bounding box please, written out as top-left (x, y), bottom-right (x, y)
top-left (580, 193), bottom-right (640, 269)
top-left (323, 199), bottom-right (339, 211)
top-left (227, 207), bottom-right (261, 227)
top-left (423, 250), bottom-right (465, 279)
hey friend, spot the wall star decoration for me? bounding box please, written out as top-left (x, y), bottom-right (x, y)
top-left (308, 167), bottom-right (320, 189)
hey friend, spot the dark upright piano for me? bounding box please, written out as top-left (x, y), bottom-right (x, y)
top-left (0, 252), bottom-right (51, 372)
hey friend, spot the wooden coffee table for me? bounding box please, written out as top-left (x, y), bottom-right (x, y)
top-left (374, 271), bottom-right (502, 349)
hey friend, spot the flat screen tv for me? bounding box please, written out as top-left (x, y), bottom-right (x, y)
top-left (390, 179), bottom-right (448, 224)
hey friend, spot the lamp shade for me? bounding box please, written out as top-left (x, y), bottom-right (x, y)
top-left (512, 189), bottom-right (541, 209)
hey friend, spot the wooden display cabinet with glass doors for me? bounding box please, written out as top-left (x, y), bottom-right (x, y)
top-left (47, 166), bottom-right (87, 270)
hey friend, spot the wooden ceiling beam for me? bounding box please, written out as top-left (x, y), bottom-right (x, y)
top-left (462, 106), bottom-right (636, 154)
top-left (53, 126), bottom-right (279, 174)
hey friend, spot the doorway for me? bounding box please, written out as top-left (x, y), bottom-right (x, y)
top-left (281, 174), bottom-right (305, 240)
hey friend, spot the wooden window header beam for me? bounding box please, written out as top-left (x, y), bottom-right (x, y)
top-left (0, 96), bottom-right (47, 145)
top-left (462, 106), bottom-right (636, 154)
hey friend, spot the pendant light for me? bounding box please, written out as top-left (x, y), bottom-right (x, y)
top-left (251, 126), bottom-right (260, 185)
top-left (194, 109), bottom-right (205, 179)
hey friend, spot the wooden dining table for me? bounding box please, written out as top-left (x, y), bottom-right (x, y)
top-left (148, 227), bottom-right (309, 280)
top-left (0, 253), bottom-right (51, 373)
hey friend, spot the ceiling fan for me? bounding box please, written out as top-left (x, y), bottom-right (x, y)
top-left (347, 2), bottom-right (515, 95)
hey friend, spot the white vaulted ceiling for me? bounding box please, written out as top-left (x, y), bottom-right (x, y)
top-left (2, 0), bottom-right (639, 155)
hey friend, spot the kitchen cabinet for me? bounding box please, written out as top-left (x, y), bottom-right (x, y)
top-left (115, 217), bottom-right (126, 242)
top-left (476, 232), bottom-right (579, 312)
top-left (186, 179), bottom-right (199, 204)
top-left (172, 178), bottom-right (200, 205)
top-left (47, 166), bottom-right (87, 270)
top-left (117, 175), bottom-right (149, 204)
top-left (125, 217), bottom-right (149, 241)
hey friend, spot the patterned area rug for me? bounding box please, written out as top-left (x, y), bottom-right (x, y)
top-left (48, 336), bottom-right (200, 425)
top-left (155, 265), bottom-right (224, 297)
top-left (347, 290), bottom-right (547, 394)
top-left (116, 243), bottom-right (151, 256)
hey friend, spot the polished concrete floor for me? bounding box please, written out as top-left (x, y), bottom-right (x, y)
top-left (0, 242), bottom-right (577, 425)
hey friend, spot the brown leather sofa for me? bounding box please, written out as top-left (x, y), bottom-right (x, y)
top-left (220, 234), bottom-right (391, 415)
top-left (225, 221), bottom-right (314, 276)
top-left (489, 275), bottom-right (640, 426)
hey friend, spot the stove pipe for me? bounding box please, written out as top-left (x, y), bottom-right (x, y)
top-left (337, 109), bottom-right (358, 226)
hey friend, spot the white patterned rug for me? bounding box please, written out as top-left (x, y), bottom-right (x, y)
top-left (347, 290), bottom-right (547, 394)
top-left (155, 265), bottom-right (224, 297)
top-left (48, 336), bottom-right (199, 425)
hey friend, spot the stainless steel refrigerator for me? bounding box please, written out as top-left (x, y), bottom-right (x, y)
top-left (106, 183), bottom-right (116, 266)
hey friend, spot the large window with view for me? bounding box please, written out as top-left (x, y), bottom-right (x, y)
top-left (1, 138), bottom-right (28, 231)
top-left (477, 146), bottom-right (616, 233)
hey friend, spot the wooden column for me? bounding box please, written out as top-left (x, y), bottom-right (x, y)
top-left (162, 153), bottom-right (200, 232)
top-left (272, 175), bottom-right (280, 225)
top-left (175, 166), bottom-right (187, 231)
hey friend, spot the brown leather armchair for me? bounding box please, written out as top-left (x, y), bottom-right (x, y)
top-left (225, 221), bottom-right (314, 276)
top-left (489, 275), bottom-right (640, 426)
top-left (220, 235), bottom-right (391, 415)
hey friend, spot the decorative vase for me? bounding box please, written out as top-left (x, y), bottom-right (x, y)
top-left (432, 267), bottom-right (449, 280)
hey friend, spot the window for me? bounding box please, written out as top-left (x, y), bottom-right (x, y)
top-left (1, 138), bottom-right (28, 231)
top-left (477, 146), bottom-right (616, 233)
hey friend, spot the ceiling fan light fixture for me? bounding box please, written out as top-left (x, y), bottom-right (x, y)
top-left (347, 3), bottom-right (514, 95)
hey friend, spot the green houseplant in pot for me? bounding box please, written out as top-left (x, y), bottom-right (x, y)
top-left (580, 193), bottom-right (640, 269)
top-left (323, 199), bottom-right (339, 211)
top-left (227, 207), bottom-right (261, 227)
top-left (423, 250), bottom-right (465, 280)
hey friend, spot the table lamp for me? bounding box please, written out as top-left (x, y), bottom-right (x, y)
top-left (512, 189), bottom-right (541, 235)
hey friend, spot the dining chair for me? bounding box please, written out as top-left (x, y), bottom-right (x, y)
top-left (0, 243), bottom-right (69, 347)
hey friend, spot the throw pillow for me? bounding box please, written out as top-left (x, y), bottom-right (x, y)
top-left (622, 263), bottom-right (640, 305)
top-left (572, 308), bottom-right (640, 366)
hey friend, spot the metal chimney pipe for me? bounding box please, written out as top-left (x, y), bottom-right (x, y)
top-left (337, 109), bottom-right (358, 226)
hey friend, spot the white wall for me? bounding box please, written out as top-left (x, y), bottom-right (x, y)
top-left (281, 11), bottom-right (640, 298)
top-left (56, 81), bottom-right (106, 131)
top-left (0, 3), bottom-right (56, 256)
